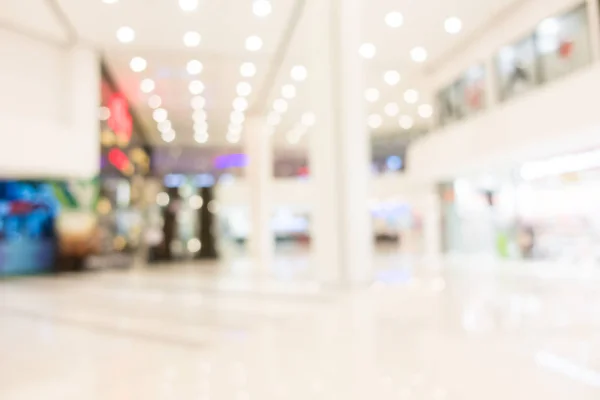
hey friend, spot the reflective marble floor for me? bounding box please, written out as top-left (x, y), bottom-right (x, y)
top-left (1, 254), bottom-right (600, 399)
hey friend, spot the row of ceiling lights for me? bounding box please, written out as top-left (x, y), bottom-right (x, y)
top-left (107, 0), bottom-right (273, 145)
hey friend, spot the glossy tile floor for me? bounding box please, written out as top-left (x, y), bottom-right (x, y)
top-left (1, 254), bottom-right (600, 399)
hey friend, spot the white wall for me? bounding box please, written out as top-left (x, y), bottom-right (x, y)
top-left (0, 30), bottom-right (100, 179)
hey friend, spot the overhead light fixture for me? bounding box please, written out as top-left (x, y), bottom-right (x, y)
top-left (404, 89), bottom-right (419, 104)
top-left (253, 0), bottom-right (272, 17)
top-left (399, 115), bottom-right (414, 130)
top-left (230, 111), bottom-right (245, 124)
top-left (384, 70), bottom-right (401, 86)
top-left (226, 133), bottom-right (241, 143)
top-left (267, 112), bottom-right (282, 126)
top-left (194, 133), bottom-right (209, 144)
top-left (228, 123), bottom-right (243, 134)
top-left (367, 114), bottom-right (382, 129)
top-left (189, 80), bottom-right (205, 95)
top-left (301, 112), bottom-right (316, 127)
top-left (418, 104), bottom-right (433, 118)
top-left (359, 43), bottom-right (376, 59)
top-left (116, 26), bottom-right (135, 43)
top-left (236, 82), bottom-right (252, 97)
top-left (410, 47), bottom-right (428, 63)
top-left (183, 31), bottom-right (201, 47)
top-left (179, 0), bottom-right (198, 12)
top-left (187, 60), bottom-right (203, 75)
top-left (233, 97), bottom-right (249, 111)
top-left (193, 109), bottom-right (207, 122)
top-left (161, 129), bottom-right (176, 143)
top-left (153, 108), bottom-right (168, 122)
top-left (157, 120), bottom-right (172, 133)
top-left (384, 102), bottom-right (400, 117)
top-left (194, 120), bottom-right (208, 131)
top-left (281, 84), bottom-right (296, 99)
top-left (385, 11), bottom-right (404, 28)
top-left (148, 95), bottom-right (162, 109)
top-left (240, 62), bottom-right (257, 77)
top-left (365, 88), bottom-right (380, 103)
top-left (191, 96), bottom-right (206, 110)
top-left (140, 78), bottom-right (155, 93)
top-left (444, 17), bottom-right (463, 34)
top-left (130, 57), bottom-right (147, 72)
top-left (245, 36), bottom-right (263, 51)
top-left (273, 98), bottom-right (288, 113)
top-left (290, 65), bottom-right (307, 82)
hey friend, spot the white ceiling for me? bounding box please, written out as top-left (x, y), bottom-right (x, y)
top-left (3, 0), bottom-right (524, 149)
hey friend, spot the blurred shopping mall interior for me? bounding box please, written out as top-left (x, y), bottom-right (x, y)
top-left (2, 0), bottom-right (600, 398)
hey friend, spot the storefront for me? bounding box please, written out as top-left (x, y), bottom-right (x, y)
top-left (440, 147), bottom-right (600, 263)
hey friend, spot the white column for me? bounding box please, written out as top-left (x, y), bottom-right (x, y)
top-left (67, 46), bottom-right (100, 178)
top-left (307, 0), bottom-right (372, 284)
top-left (245, 116), bottom-right (274, 273)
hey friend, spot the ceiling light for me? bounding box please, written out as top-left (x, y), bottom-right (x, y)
top-left (253, 0), bottom-right (272, 17)
top-left (444, 17), bottom-right (463, 34)
top-left (418, 104), bottom-right (433, 118)
top-left (116, 26), bottom-right (135, 43)
top-left (140, 78), bottom-right (155, 93)
top-left (187, 60), bottom-right (203, 75)
top-left (240, 62), bottom-right (257, 77)
top-left (399, 115), bottom-right (414, 130)
top-left (359, 43), bottom-right (376, 59)
top-left (179, 0), bottom-right (198, 12)
top-left (157, 120), bottom-right (172, 133)
top-left (290, 65), bottom-right (307, 82)
top-left (193, 109), bottom-right (207, 122)
top-left (130, 57), bottom-right (147, 72)
top-left (194, 120), bottom-right (208, 131)
top-left (233, 97), bottom-right (249, 111)
top-left (384, 70), bottom-right (401, 86)
top-left (148, 95), bottom-right (162, 109)
top-left (156, 119), bottom-right (173, 133)
top-left (281, 84), bottom-right (296, 99)
top-left (195, 133), bottom-right (209, 143)
top-left (404, 89), bottom-right (419, 104)
top-left (410, 47), bottom-right (428, 63)
top-left (273, 98), bottom-right (288, 113)
top-left (226, 133), bottom-right (241, 143)
top-left (367, 114), bottom-right (382, 129)
top-left (230, 111), bottom-right (245, 124)
top-left (191, 96), bottom-right (206, 109)
top-left (385, 11), bottom-right (404, 28)
top-left (267, 112), bottom-right (282, 126)
top-left (246, 36), bottom-right (263, 51)
top-left (237, 82), bottom-right (252, 97)
top-left (365, 88), bottom-right (380, 103)
top-left (228, 123), bottom-right (243, 134)
top-left (153, 108), bottom-right (168, 122)
top-left (183, 31), bottom-right (201, 47)
top-left (161, 129), bottom-right (176, 143)
top-left (301, 112), bottom-right (316, 127)
top-left (189, 80), bottom-right (205, 95)
top-left (384, 103), bottom-right (400, 117)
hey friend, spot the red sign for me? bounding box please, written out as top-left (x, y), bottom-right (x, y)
top-left (107, 93), bottom-right (133, 142)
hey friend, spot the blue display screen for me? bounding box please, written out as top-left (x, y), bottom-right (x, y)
top-left (0, 181), bottom-right (60, 275)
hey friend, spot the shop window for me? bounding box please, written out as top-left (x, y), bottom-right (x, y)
top-left (436, 84), bottom-right (462, 126)
top-left (536, 5), bottom-right (591, 82)
top-left (495, 34), bottom-right (539, 102)
top-left (455, 65), bottom-right (486, 117)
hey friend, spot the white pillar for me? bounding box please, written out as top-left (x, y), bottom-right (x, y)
top-left (306, 0), bottom-right (372, 284)
top-left (245, 116), bottom-right (274, 273)
top-left (67, 46), bottom-right (100, 178)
